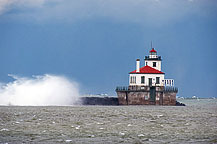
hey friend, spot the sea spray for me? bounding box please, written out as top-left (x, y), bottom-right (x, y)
top-left (0, 74), bottom-right (81, 106)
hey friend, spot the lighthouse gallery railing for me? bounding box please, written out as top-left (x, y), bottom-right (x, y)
top-left (116, 86), bottom-right (178, 93)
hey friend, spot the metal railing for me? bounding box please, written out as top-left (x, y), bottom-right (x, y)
top-left (116, 86), bottom-right (129, 91)
top-left (164, 79), bottom-right (175, 87)
top-left (164, 87), bottom-right (178, 92)
top-left (116, 86), bottom-right (178, 93)
top-left (145, 56), bottom-right (161, 60)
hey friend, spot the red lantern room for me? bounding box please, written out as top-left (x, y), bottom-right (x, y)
top-left (149, 48), bottom-right (157, 55)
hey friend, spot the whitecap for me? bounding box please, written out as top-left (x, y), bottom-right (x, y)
top-left (88, 135), bottom-right (95, 138)
top-left (97, 122), bottom-right (103, 125)
top-left (65, 140), bottom-right (72, 142)
top-left (0, 128), bottom-right (9, 131)
top-left (157, 114), bottom-right (163, 118)
top-left (138, 134), bottom-right (145, 137)
top-left (119, 132), bottom-right (125, 136)
top-left (148, 138), bottom-right (152, 141)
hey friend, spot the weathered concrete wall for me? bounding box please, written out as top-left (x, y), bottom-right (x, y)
top-left (117, 91), bottom-right (152, 105)
top-left (117, 86), bottom-right (177, 106)
top-left (127, 92), bottom-right (150, 105)
top-left (116, 92), bottom-right (127, 105)
top-left (80, 95), bottom-right (180, 106)
top-left (162, 92), bottom-right (176, 106)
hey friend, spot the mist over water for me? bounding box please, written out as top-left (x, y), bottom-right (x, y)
top-left (0, 74), bottom-right (81, 106)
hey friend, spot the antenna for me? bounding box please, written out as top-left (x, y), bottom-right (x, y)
top-left (151, 41), bottom-right (153, 48)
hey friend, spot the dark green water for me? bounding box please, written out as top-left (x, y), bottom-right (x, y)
top-left (0, 99), bottom-right (217, 143)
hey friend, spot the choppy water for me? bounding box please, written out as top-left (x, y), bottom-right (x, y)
top-left (0, 99), bottom-right (217, 144)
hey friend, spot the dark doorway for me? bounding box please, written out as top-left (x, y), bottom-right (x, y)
top-left (150, 87), bottom-right (156, 103)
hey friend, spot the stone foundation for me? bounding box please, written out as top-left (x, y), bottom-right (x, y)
top-left (116, 86), bottom-right (177, 106)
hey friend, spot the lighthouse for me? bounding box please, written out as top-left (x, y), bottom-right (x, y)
top-left (129, 48), bottom-right (164, 87)
top-left (116, 47), bottom-right (178, 105)
top-left (145, 48), bottom-right (162, 71)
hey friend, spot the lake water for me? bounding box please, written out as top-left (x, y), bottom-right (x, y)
top-left (0, 99), bottom-right (217, 143)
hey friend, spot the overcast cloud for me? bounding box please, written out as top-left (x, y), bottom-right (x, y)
top-left (0, 0), bottom-right (216, 25)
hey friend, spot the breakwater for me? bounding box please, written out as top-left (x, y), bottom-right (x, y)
top-left (80, 97), bottom-right (185, 106)
top-left (80, 97), bottom-right (119, 105)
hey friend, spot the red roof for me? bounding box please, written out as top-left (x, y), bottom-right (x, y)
top-left (150, 48), bottom-right (157, 53)
top-left (130, 65), bottom-right (164, 74)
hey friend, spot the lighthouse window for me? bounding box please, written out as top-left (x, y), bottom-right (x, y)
top-left (153, 62), bottom-right (156, 67)
top-left (156, 77), bottom-right (160, 84)
top-left (141, 76), bottom-right (145, 84)
top-left (130, 76), bottom-right (137, 84)
top-left (130, 76), bottom-right (134, 84)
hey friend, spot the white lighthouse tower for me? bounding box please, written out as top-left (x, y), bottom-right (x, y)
top-left (145, 48), bottom-right (162, 71)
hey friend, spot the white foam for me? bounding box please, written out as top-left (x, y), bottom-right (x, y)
top-left (138, 134), bottom-right (145, 137)
top-left (0, 128), bottom-right (9, 131)
top-left (127, 124), bottom-right (132, 127)
top-left (0, 74), bottom-right (81, 106)
top-left (157, 114), bottom-right (163, 118)
top-left (75, 126), bottom-right (80, 129)
top-left (97, 122), bottom-right (103, 125)
top-left (119, 132), bottom-right (125, 136)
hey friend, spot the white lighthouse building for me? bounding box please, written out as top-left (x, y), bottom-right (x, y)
top-left (129, 48), bottom-right (174, 87)
top-left (116, 47), bottom-right (177, 105)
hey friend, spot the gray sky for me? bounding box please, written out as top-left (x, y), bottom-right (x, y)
top-left (0, 0), bottom-right (217, 97)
